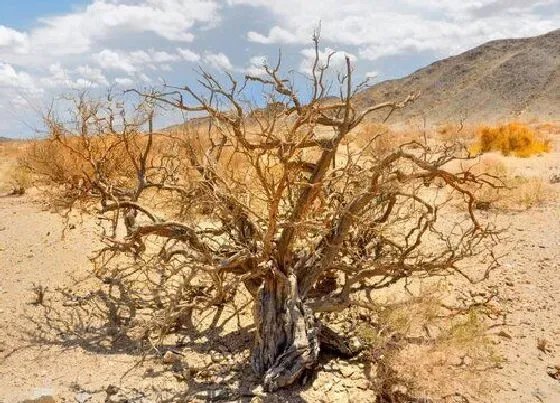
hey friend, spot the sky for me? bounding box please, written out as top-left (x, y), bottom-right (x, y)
top-left (0, 0), bottom-right (559, 138)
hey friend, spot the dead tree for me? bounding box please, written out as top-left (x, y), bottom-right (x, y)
top-left (38, 37), bottom-right (502, 392)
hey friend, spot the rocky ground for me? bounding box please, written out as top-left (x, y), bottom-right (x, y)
top-left (1, 153), bottom-right (560, 402)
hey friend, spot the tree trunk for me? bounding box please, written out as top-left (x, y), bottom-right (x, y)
top-left (251, 271), bottom-right (320, 391)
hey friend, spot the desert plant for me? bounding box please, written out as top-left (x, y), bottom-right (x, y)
top-left (470, 123), bottom-right (550, 157)
top-left (38, 36), bottom-right (501, 392)
top-left (31, 283), bottom-right (48, 305)
top-left (7, 165), bottom-right (32, 194)
top-left (471, 158), bottom-right (557, 210)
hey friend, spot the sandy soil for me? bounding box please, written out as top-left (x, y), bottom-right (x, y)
top-left (1, 152), bottom-right (560, 402)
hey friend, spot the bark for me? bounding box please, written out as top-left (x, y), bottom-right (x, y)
top-left (251, 271), bottom-right (320, 391)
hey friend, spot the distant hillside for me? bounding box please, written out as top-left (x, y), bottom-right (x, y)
top-left (0, 136), bottom-right (16, 143)
top-left (356, 29), bottom-right (560, 125)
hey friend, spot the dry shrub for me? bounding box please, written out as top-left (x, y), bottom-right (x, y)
top-left (534, 122), bottom-right (560, 136)
top-left (349, 122), bottom-right (423, 155)
top-left (19, 134), bottom-right (154, 210)
top-left (21, 136), bottom-right (134, 188)
top-left (364, 286), bottom-right (499, 401)
top-left (0, 140), bottom-right (28, 193)
top-left (470, 123), bottom-right (550, 157)
top-left (472, 158), bottom-right (557, 210)
top-left (7, 165), bottom-right (32, 194)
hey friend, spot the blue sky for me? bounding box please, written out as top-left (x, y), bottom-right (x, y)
top-left (0, 0), bottom-right (559, 137)
top-left (0, 1), bottom-right (89, 30)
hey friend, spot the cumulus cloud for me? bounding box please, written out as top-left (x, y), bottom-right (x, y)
top-left (93, 49), bottom-right (182, 73)
top-left (299, 47), bottom-right (357, 74)
top-left (0, 63), bottom-right (36, 90)
top-left (76, 65), bottom-right (109, 86)
top-left (177, 48), bottom-right (201, 62)
top-left (26, 0), bottom-right (220, 57)
top-left (247, 26), bottom-right (299, 44)
top-left (40, 63), bottom-right (108, 89)
top-left (114, 77), bottom-right (135, 87)
top-left (0, 26), bottom-right (28, 51)
top-left (94, 50), bottom-right (137, 73)
top-left (245, 55), bottom-right (268, 76)
top-left (235, 0), bottom-right (560, 60)
top-left (203, 52), bottom-right (234, 70)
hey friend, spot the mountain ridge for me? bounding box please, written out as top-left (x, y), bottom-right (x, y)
top-left (356, 29), bottom-right (560, 125)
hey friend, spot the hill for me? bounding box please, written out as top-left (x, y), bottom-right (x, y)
top-left (356, 29), bottom-right (560, 125)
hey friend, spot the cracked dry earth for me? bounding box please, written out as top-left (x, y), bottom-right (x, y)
top-left (0, 189), bottom-right (560, 402)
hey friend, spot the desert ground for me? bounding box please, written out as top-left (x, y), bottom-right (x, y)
top-left (1, 134), bottom-right (560, 403)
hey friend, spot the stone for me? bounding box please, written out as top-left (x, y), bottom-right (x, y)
top-left (349, 336), bottom-right (363, 352)
top-left (354, 379), bottom-right (371, 390)
top-left (162, 350), bottom-right (182, 364)
top-left (76, 391), bottom-right (92, 402)
top-left (339, 366), bottom-right (355, 378)
top-left (331, 391), bottom-right (349, 403)
top-left (547, 365), bottom-right (560, 380)
top-left (350, 371), bottom-right (363, 381)
top-left (211, 351), bottom-right (224, 363)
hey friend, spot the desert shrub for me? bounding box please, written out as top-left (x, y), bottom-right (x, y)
top-left (356, 286), bottom-right (500, 401)
top-left (35, 40), bottom-right (502, 394)
top-left (7, 165), bottom-right (32, 194)
top-left (470, 123), bottom-right (550, 157)
top-left (471, 158), bottom-right (557, 210)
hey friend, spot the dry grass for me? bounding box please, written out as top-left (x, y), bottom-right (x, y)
top-left (470, 123), bottom-right (551, 157)
top-left (357, 285), bottom-right (500, 401)
top-left (0, 140), bottom-right (30, 193)
top-left (472, 157), bottom-right (558, 210)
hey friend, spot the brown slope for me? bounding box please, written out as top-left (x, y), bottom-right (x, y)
top-left (356, 29), bottom-right (560, 125)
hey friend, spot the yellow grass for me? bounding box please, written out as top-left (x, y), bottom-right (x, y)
top-left (470, 123), bottom-right (551, 157)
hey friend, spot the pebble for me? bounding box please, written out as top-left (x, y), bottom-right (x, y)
top-left (340, 366), bottom-right (355, 378)
top-left (211, 351), bottom-right (224, 363)
top-left (162, 350), bottom-right (181, 364)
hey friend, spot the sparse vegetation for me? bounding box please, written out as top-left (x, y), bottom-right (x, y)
top-left (19, 35), bottom-right (507, 394)
top-left (470, 123), bottom-right (551, 157)
top-left (471, 158), bottom-right (557, 210)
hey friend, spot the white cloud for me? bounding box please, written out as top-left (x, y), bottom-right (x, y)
top-left (0, 0), bottom-right (221, 66)
top-left (245, 55), bottom-right (268, 76)
top-left (247, 26), bottom-right (299, 44)
top-left (0, 63), bottom-right (36, 90)
top-left (76, 65), bottom-right (109, 86)
top-left (40, 63), bottom-right (108, 89)
top-left (233, 0), bottom-right (560, 60)
top-left (26, 0), bottom-right (220, 57)
top-left (115, 77), bottom-right (135, 87)
top-left (177, 48), bottom-right (201, 62)
top-left (365, 71), bottom-right (380, 80)
top-left (0, 26), bottom-right (28, 51)
top-left (93, 49), bottom-right (182, 73)
top-left (299, 47), bottom-right (357, 74)
top-left (152, 51), bottom-right (181, 63)
top-left (203, 52), bottom-right (233, 70)
top-left (94, 50), bottom-right (136, 73)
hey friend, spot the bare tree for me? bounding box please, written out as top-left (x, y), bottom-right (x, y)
top-left (37, 36), bottom-right (501, 391)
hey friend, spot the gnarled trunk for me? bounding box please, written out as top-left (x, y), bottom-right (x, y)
top-left (251, 271), bottom-right (320, 391)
